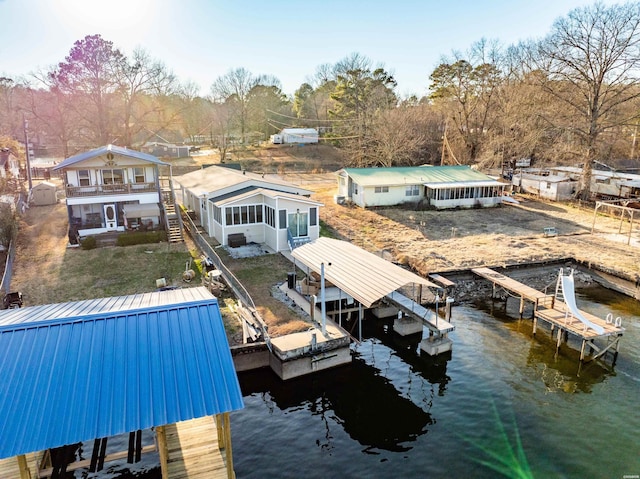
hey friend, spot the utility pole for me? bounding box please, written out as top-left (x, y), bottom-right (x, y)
top-left (23, 118), bottom-right (33, 192)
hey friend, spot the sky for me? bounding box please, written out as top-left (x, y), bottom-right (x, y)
top-left (0, 0), bottom-right (622, 98)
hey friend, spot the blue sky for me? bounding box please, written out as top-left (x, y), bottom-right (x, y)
top-left (0, 0), bottom-right (620, 98)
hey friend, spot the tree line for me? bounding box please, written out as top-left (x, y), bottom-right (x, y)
top-left (2, 2), bottom-right (640, 198)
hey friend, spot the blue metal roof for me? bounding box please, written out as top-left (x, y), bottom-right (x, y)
top-left (52, 144), bottom-right (169, 170)
top-left (0, 287), bottom-right (243, 459)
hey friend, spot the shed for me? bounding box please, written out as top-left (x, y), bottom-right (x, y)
top-left (30, 181), bottom-right (57, 206)
top-left (0, 286), bottom-right (243, 478)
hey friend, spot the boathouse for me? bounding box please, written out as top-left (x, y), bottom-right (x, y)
top-left (288, 238), bottom-right (455, 356)
top-left (0, 287), bottom-right (243, 479)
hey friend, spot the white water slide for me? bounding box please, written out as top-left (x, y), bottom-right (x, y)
top-left (559, 271), bottom-right (605, 335)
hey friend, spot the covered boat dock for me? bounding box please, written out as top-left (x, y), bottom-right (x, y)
top-left (0, 287), bottom-right (243, 479)
top-left (290, 238), bottom-right (454, 356)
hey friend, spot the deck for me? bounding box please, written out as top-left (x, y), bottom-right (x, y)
top-left (165, 416), bottom-right (229, 479)
top-left (536, 302), bottom-right (623, 339)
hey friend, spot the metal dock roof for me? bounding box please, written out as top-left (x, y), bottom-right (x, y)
top-left (0, 286), bottom-right (243, 459)
top-left (291, 237), bottom-right (438, 308)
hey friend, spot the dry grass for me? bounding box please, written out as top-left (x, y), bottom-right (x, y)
top-left (309, 183), bottom-right (640, 282)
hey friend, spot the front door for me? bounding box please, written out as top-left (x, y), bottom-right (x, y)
top-left (103, 204), bottom-right (117, 230)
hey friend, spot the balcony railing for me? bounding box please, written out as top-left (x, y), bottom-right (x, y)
top-left (65, 182), bottom-right (158, 198)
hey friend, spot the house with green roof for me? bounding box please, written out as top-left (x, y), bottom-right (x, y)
top-left (336, 165), bottom-right (506, 209)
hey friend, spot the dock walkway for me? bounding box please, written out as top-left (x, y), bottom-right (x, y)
top-left (472, 267), bottom-right (551, 304)
top-left (165, 416), bottom-right (229, 479)
top-left (386, 290), bottom-right (455, 334)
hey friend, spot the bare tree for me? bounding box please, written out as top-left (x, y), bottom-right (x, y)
top-left (210, 68), bottom-right (279, 143)
top-left (114, 48), bottom-right (177, 147)
top-left (528, 2), bottom-right (640, 199)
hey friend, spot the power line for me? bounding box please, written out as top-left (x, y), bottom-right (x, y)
top-left (266, 108), bottom-right (355, 123)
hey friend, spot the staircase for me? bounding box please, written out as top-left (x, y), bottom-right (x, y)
top-left (159, 176), bottom-right (184, 244)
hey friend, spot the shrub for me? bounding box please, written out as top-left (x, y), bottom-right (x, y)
top-left (81, 236), bottom-right (97, 250)
top-left (116, 230), bottom-right (167, 247)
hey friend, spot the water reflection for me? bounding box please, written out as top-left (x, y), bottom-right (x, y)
top-left (473, 297), bottom-right (614, 394)
top-left (238, 356), bottom-right (432, 453)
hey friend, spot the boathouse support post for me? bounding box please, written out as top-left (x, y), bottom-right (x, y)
top-left (519, 295), bottom-right (525, 319)
top-left (17, 454), bottom-right (30, 479)
top-left (338, 289), bottom-right (342, 328)
top-left (216, 413), bottom-right (225, 449)
top-left (628, 210), bottom-right (635, 246)
top-left (533, 316), bottom-right (537, 335)
top-left (156, 426), bottom-right (169, 479)
top-left (358, 303), bottom-right (363, 342)
top-left (223, 412), bottom-right (236, 479)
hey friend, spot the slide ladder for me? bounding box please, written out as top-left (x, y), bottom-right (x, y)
top-left (555, 269), bottom-right (605, 335)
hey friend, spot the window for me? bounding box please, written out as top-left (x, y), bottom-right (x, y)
top-left (309, 207), bottom-right (317, 226)
top-left (78, 170), bottom-right (90, 186)
top-left (279, 210), bottom-right (287, 229)
top-left (102, 169), bottom-right (124, 184)
top-left (224, 204), bottom-right (264, 225)
top-left (405, 185), bottom-right (420, 196)
top-left (133, 167), bottom-right (145, 183)
top-left (265, 206), bottom-right (275, 228)
top-left (375, 186), bottom-right (389, 193)
top-left (212, 205), bottom-right (221, 223)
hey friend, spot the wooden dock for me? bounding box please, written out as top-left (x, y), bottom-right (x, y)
top-left (0, 452), bottom-right (41, 479)
top-left (472, 267), bottom-right (625, 362)
top-left (164, 416), bottom-right (231, 479)
top-left (472, 267), bottom-right (552, 305)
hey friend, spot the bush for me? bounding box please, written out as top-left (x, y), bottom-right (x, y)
top-left (81, 236), bottom-right (97, 250)
top-left (116, 230), bottom-right (167, 247)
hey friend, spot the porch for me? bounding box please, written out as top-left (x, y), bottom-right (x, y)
top-left (65, 182), bottom-right (158, 198)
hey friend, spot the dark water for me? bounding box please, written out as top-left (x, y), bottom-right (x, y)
top-left (232, 286), bottom-right (640, 479)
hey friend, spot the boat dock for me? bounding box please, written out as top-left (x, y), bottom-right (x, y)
top-left (472, 267), bottom-right (625, 363)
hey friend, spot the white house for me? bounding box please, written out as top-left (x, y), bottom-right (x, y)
top-left (175, 166), bottom-right (323, 251)
top-left (337, 165), bottom-right (506, 209)
top-left (52, 144), bottom-right (171, 243)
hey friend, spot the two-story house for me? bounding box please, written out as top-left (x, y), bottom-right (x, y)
top-left (53, 144), bottom-right (176, 244)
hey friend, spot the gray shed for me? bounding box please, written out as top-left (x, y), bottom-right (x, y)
top-left (31, 181), bottom-right (57, 206)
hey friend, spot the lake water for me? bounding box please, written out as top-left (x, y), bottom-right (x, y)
top-left (232, 286), bottom-right (640, 479)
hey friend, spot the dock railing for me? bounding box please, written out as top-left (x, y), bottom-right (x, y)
top-left (180, 208), bottom-right (270, 348)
